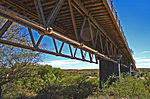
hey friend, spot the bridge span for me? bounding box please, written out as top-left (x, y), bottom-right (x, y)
top-left (0, 0), bottom-right (136, 87)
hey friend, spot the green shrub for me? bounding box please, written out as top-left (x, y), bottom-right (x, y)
top-left (99, 73), bottom-right (150, 98)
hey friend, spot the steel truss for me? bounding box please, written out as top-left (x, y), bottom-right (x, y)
top-left (0, 0), bottom-right (133, 68)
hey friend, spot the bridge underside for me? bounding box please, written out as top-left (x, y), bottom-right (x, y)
top-left (0, 0), bottom-right (136, 84)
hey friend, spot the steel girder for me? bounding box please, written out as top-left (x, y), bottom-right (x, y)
top-left (0, 0), bottom-right (133, 68)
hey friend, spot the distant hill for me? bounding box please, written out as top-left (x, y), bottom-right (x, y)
top-left (137, 68), bottom-right (150, 72)
top-left (61, 69), bottom-right (99, 77)
top-left (62, 68), bottom-right (150, 73)
top-left (61, 69), bottom-right (98, 72)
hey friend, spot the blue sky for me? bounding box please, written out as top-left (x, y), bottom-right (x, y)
top-left (113, 0), bottom-right (150, 68)
top-left (39, 0), bottom-right (150, 69)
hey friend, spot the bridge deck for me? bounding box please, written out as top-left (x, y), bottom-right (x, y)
top-left (0, 0), bottom-right (136, 68)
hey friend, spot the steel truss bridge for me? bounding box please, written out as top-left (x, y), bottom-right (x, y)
top-left (0, 0), bottom-right (136, 86)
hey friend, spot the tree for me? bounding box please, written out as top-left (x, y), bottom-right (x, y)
top-left (61, 74), bottom-right (99, 99)
top-left (0, 17), bottom-right (40, 98)
top-left (101, 73), bottom-right (150, 98)
top-left (6, 65), bottom-right (66, 98)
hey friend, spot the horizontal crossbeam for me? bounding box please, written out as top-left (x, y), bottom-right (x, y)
top-left (0, 39), bottom-right (96, 63)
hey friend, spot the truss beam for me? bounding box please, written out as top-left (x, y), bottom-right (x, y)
top-left (34, 0), bottom-right (46, 26)
top-left (0, 4), bottom-right (130, 68)
top-left (0, 20), bottom-right (12, 38)
top-left (0, 39), bottom-right (96, 63)
top-left (47, 0), bottom-right (65, 27)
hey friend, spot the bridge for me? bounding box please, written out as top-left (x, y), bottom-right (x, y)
top-left (0, 0), bottom-right (136, 87)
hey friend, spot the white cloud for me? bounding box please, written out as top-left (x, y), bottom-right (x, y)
top-left (134, 57), bottom-right (150, 68)
top-left (38, 59), bottom-right (98, 69)
top-left (136, 58), bottom-right (150, 62)
top-left (141, 51), bottom-right (150, 54)
top-left (141, 63), bottom-right (150, 66)
top-left (134, 57), bottom-right (140, 60)
top-left (39, 59), bottom-right (81, 66)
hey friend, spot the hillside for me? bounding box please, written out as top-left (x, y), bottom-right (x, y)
top-left (137, 68), bottom-right (150, 72)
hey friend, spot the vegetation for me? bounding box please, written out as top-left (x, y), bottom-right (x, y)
top-left (0, 17), bottom-right (40, 98)
top-left (1, 65), bottom-right (99, 98)
top-left (98, 73), bottom-right (150, 98)
top-left (1, 64), bottom-right (150, 99)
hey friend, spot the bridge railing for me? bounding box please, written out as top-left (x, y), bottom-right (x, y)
top-left (106, 0), bottom-right (130, 51)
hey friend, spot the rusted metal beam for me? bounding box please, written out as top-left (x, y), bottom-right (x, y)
top-left (106, 41), bottom-right (110, 56)
top-left (71, 3), bottom-right (84, 16)
top-left (3, 0), bottom-right (37, 19)
top-left (68, 0), bottom-right (79, 41)
top-left (0, 39), bottom-right (96, 63)
top-left (53, 38), bottom-right (58, 53)
top-left (95, 55), bottom-right (98, 64)
top-left (28, 28), bottom-right (36, 47)
top-left (47, 0), bottom-right (65, 27)
top-left (79, 17), bottom-right (86, 42)
top-left (59, 42), bottom-right (64, 54)
top-left (88, 19), bottom-right (95, 47)
top-left (34, 0), bottom-right (46, 26)
top-left (99, 33), bottom-right (104, 54)
top-left (84, 51), bottom-right (87, 58)
top-left (80, 49), bottom-right (85, 59)
top-left (74, 48), bottom-right (77, 57)
top-left (110, 43), bottom-right (113, 58)
top-left (36, 35), bottom-right (44, 47)
top-left (73, 0), bottom-right (119, 53)
top-left (0, 5), bottom-right (45, 32)
top-left (94, 31), bottom-right (98, 49)
top-left (99, 59), bottom-right (103, 89)
top-left (0, 20), bottom-right (12, 38)
top-left (69, 45), bottom-right (73, 57)
top-left (89, 53), bottom-right (93, 62)
top-left (105, 39), bottom-right (109, 56)
top-left (114, 47), bottom-right (116, 59)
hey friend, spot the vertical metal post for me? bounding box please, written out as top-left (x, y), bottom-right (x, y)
top-left (117, 53), bottom-right (122, 80)
top-left (117, 60), bottom-right (121, 80)
top-left (131, 65), bottom-right (136, 76)
top-left (129, 63), bottom-right (131, 76)
top-left (131, 65), bottom-right (134, 76)
top-left (99, 59), bottom-right (103, 89)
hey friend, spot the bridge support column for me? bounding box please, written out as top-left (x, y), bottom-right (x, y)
top-left (129, 63), bottom-right (131, 75)
top-left (131, 65), bottom-right (136, 76)
top-left (99, 59), bottom-right (119, 88)
top-left (99, 59), bottom-right (103, 89)
top-left (117, 60), bottom-right (121, 80)
top-left (120, 65), bottom-right (129, 73)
